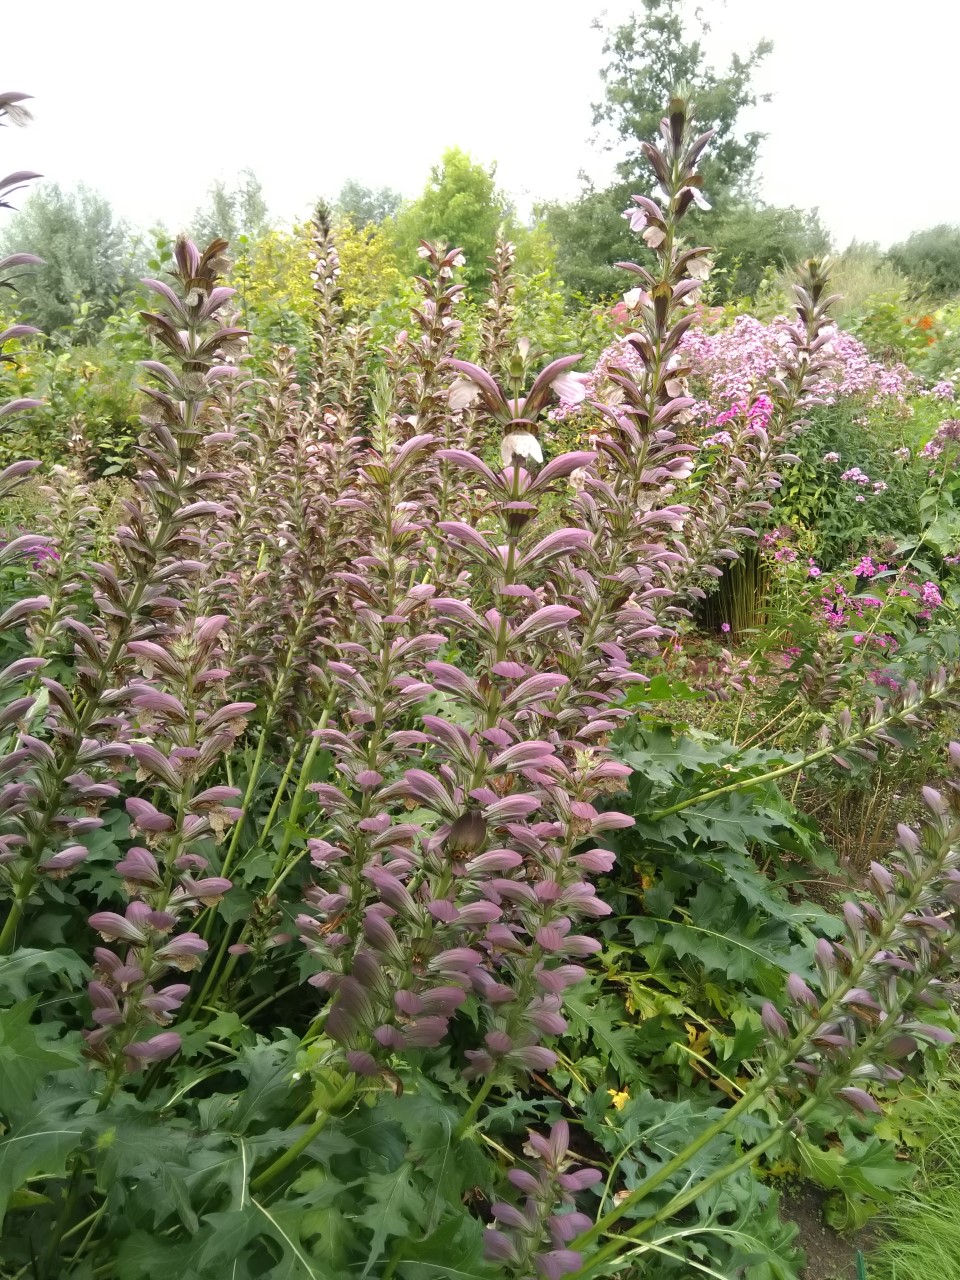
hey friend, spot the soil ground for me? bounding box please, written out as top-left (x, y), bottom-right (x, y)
top-left (780, 1184), bottom-right (879, 1280)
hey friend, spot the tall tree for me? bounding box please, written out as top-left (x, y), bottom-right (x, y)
top-left (192, 168), bottom-right (269, 247)
top-left (708, 202), bottom-right (832, 300)
top-left (537, 188), bottom-right (638, 299)
top-left (593, 0), bottom-right (772, 202)
top-left (391, 148), bottom-right (510, 294)
top-left (0, 181), bottom-right (132, 335)
top-left (542, 0), bottom-right (773, 298)
top-left (335, 180), bottom-right (402, 228)
top-left (888, 225), bottom-right (960, 299)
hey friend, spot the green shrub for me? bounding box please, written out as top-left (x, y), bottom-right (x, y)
top-left (888, 224), bottom-right (960, 299)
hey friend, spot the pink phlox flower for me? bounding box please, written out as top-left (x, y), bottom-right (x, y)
top-left (702, 431), bottom-right (734, 448)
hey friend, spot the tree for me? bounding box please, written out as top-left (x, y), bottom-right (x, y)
top-left (593, 0), bottom-right (772, 203)
top-left (0, 182), bottom-right (132, 335)
top-left (336, 218), bottom-right (409, 316)
top-left (391, 148), bottom-right (510, 294)
top-left (706, 203), bottom-right (832, 301)
top-left (887, 225), bottom-right (960, 299)
top-left (192, 169), bottom-right (269, 247)
top-left (537, 188), bottom-right (640, 299)
top-left (335, 180), bottom-right (402, 228)
top-left (541, 1), bottom-right (773, 300)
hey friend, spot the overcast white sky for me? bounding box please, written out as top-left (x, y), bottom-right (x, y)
top-left (6, 0), bottom-right (960, 249)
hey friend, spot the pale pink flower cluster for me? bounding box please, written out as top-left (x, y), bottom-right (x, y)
top-left (922, 419), bottom-right (960, 460)
top-left (679, 320), bottom-right (913, 417)
top-left (554, 314), bottom-right (914, 427)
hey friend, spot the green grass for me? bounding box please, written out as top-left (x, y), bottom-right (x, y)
top-left (869, 1070), bottom-right (960, 1280)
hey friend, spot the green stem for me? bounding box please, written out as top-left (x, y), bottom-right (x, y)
top-left (0, 879), bottom-right (30, 953)
top-left (38, 1157), bottom-right (84, 1279)
top-left (568, 1095), bottom-right (821, 1279)
top-left (217, 725), bottom-right (270, 886)
top-left (193, 707), bottom-right (332, 1016)
top-left (236, 979), bottom-right (301, 1022)
top-left (649, 744), bottom-right (832, 820)
top-left (270, 728), bottom-right (324, 878)
top-left (649, 704), bottom-right (909, 821)
top-left (65, 1200), bottom-right (109, 1267)
top-left (570, 818), bottom-right (946, 1259)
top-left (453, 1073), bottom-right (499, 1141)
top-left (259, 735), bottom-right (304, 848)
top-left (95, 1058), bottom-right (125, 1114)
top-left (249, 1077), bottom-right (356, 1192)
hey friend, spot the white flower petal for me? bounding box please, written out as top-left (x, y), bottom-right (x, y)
top-left (501, 432), bottom-right (543, 467)
top-left (550, 371), bottom-right (588, 404)
top-left (448, 379), bottom-right (481, 411)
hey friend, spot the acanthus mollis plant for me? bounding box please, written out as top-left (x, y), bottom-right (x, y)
top-left (16, 467), bottom-right (98, 668)
top-left (215, 345), bottom-right (341, 731)
top-left (0, 236), bottom-right (245, 952)
top-left (84, 613), bottom-right (248, 1084)
top-left (202, 356), bottom-right (288, 694)
top-left (299, 360), bottom-right (635, 1102)
top-left (477, 236), bottom-right (517, 376)
top-left (188, 346), bottom-right (363, 1007)
top-left (397, 242), bottom-right (466, 440)
top-left (474, 745), bottom-right (960, 1279)
top-left (483, 1121), bottom-right (602, 1279)
top-left (452, 236), bottom-right (519, 467)
top-left (444, 347), bottom-right (687, 738)
top-left (404, 456), bottom-right (632, 1113)
top-left (447, 350), bottom-right (589, 471)
top-left (308, 200), bottom-right (343, 381)
top-left (587, 98), bottom-right (780, 624)
top-left (308, 200), bottom-right (372, 420)
top-left (195, 281), bottom-right (466, 1016)
top-left (0, 90), bottom-right (43, 479)
top-left (295, 416), bottom-right (447, 1038)
top-left (386, 242), bottom-right (471, 584)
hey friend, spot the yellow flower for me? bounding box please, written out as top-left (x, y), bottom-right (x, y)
top-left (608, 1088), bottom-right (629, 1111)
